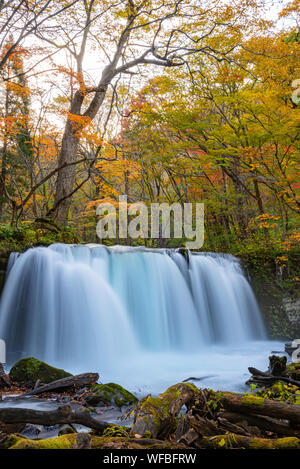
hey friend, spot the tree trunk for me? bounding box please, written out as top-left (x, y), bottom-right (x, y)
top-left (52, 120), bottom-right (79, 224)
top-left (51, 84), bottom-right (108, 225)
top-left (21, 372), bottom-right (99, 396)
top-left (217, 411), bottom-right (300, 438)
top-left (0, 404), bottom-right (109, 433)
top-left (218, 392), bottom-right (300, 424)
top-left (199, 433), bottom-right (300, 449)
top-left (131, 383), bottom-right (198, 439)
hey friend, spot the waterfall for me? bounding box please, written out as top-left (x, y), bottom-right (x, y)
top-left (0, 244), bottom-right (268, 392)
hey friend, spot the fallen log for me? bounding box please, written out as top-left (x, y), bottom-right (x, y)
top-left (131, 382), bottom-right (198, 439)
top-left (199, 433), bottom-right (300, 449)
top-left (186, 414), bottom-right (220, 437)
top-left (218, 392), bottom-right (300, 424)
top-left (216, 416), bottom-right (253, 437)
top-left (0, 433), bottom-right (187, 450)
top-left (22, 372), bottom-right (99, 396)
top-left (0, 404), bottom-right (109, 432)
top-left (217, 411), bottom-right (300, 438)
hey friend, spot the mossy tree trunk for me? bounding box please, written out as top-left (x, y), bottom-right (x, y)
top-left (199, 433), bottom-right (300, 450)
top-left (131, 383), bottom-right (198, 439)
top-left (216, 392), bottom-right (300, 424)
top-left (0, 404), bottom-right (109, 433)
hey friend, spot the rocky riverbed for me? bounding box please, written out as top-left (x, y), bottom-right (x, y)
top-left (1, 354), bottom-right (300, 449)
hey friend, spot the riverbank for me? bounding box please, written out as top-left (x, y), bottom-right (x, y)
top-left (1, 355), bottom-right (300, 450)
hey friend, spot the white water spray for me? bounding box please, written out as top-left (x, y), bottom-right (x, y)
top-left (0, 244), bottom-right (270, 392)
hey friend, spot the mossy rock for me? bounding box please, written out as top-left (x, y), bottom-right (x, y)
top-left (84, 382), bottom-right (138, 408)
top-left (9, 357), bottom-right (72, 385)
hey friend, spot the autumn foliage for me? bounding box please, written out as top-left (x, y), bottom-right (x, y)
top-left (0, 0), bottom-right (298, 255)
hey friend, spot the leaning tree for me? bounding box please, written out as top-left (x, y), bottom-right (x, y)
top-left (31, 0), bottom-right (269, 224)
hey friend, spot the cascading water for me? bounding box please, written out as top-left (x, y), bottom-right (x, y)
top-left (0, 244), bottom-right (278, 393)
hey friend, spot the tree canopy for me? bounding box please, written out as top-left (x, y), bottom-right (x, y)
top-left (0, 0), bottom-right (298, 256)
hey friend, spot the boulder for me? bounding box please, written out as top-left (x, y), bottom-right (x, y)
top-left (9, 357), bottom-right (72, 385)
top-left (84, 383), bottom-right (138, 408)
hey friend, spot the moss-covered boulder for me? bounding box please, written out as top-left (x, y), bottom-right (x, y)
top-left (84, 383), bottom-right (138, 408)
top-left (9, 357), bottom-right (72, 385)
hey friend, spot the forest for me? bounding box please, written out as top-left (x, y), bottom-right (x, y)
top-left (0, 0), bottom-right (298, 257)
top-left (0, 0), bottom-right (300, 455)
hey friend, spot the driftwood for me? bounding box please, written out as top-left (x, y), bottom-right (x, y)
top-left (0, 404), bottom-right (109, 432)
top-left (182, 375), bottom-right (216, 383)
top-left (0, 363), bottom-right (10, 388)
top-left (248, 374), bottom-right (300, 389)
top-left (248, 357), bottom-right (300, 388)
top-left (248, 367), bottom-right (270, 377)
top-left (22, 372), bottom-right (99, 396)
top-left (131, 383), bottom-right (198, 439)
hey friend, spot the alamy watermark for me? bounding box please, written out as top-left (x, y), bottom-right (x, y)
top-left (292, 339), bottom-right (300, 364)
top-left (0, 339), bottom-right (5, 363)
top-left (96, 196), bottom-right (204, 249)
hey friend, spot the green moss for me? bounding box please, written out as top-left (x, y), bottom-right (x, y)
top-left (0, 434), bottom-right (22, 450)
top-left (9, 357), bottom-right (72, 384)
top-left (179, 382), bottom-right (199, 392)
top-left (3, 434), bottom-right (182, 450)
top-left (138, 383), bottom-right (197, 430)
top-left (254, 380), bottom-right (300, 404)
top-left (241, 394), bottom-right (264, 406)
top-left (103, 425), bottom-right (130, 438)
top-left (139, 396), bottom-right (170, 426)
top-left (9, 434), bottom-right (78, 449)
top-left (286, 363), bottom-right (300, 380)
top-left (243, 249), bottom-right (300, 339)
top-left (248, 438), bottom-right (275, 449)
top-left (274, 437), bottom-right (300, 449)
top-left (249, 436), bottom-right (300, 450)
top-left (84, 382), bottom-right (138, 408)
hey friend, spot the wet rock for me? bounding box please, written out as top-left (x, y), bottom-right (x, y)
top-left (9, 357), bottom-right (72, 385)
top-left (21, 423), bottom-right (43, 437)
top-left (84, 383), bottom-right (138, 408)
top-left (58, 425), bottom-right (76, 436)
top-left (73, 387), bottom-right (88, 400)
